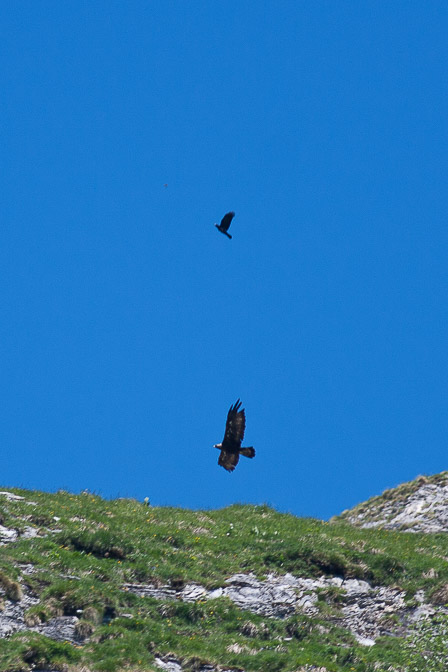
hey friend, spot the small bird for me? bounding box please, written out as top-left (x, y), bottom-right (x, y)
top-left (214, 399), bottom-right (255, 472)
top-left (215, 211), bottom-right (235, 239)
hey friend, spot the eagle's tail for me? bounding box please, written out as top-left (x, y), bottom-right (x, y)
top-left (224, 231), bottom-right (232, 239)
top-left (240, 447), bottom-right (255, 459)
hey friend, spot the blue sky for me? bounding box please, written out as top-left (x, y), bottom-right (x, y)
top-left (2, 2), bottom-right (448, 519)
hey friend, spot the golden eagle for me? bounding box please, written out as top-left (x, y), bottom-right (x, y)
top-left (214, 399), bottom-right (255, 471)
top-left (215, 211), bottom-right (235, 239)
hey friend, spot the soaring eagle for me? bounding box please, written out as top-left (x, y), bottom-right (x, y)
top-left (215, 211), bottom-right (235, 239)
top-left (214, 399), bottom-right (255, 471)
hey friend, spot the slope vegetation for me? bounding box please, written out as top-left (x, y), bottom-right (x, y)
top-left (1, 485), bottom-right (448, 671)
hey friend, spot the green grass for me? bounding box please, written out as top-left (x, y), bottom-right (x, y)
top-left (1, 487), bottom-right (448, 671)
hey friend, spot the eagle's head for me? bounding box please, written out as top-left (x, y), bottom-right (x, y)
top-left (213, 443), bottom-right (222, 450)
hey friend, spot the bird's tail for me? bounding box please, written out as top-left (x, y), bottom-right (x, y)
top-left (225, 231), bottom-right (232, 239)
top-left (240, 447), bottom-right (255, 459)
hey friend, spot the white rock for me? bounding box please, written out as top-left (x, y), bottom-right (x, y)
top-left (0, 492), bottom-right (24, 501)
top-left (208, 587), bottom-right (224, 599)
top-left (154, 657), bottom-right (182, 672)
top-left (0, 525), bottom-right (18, 543)
top-left (356, 635), bottom-right (375, 646)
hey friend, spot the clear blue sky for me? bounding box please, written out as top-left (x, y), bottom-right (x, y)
top-left (2, 2), bottom-right (448, 519)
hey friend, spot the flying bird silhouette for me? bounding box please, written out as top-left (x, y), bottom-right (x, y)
top-left (215, 211), bottom-right (235, 239)
top-left (214, 399), bottom-right (255, 472)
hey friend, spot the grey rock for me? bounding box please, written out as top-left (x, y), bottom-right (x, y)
top-left (2, 568), bottom-right (439, 650)
top-left (355, 635), bottom-right (375, 647)
top-left (19, 563), bottom-right (37, 576)
top-left (154, 657), bottom-right (236, 672)
top-left (0, 491), bottom-right (36, 506)
top-left (341, 475), bottom-right (448, 533)
top-left (343, 579), bottom-right (371, 596)
top-left (0, 491), bottom-right (24, 501)
top-left (0, 525), bottom-right (18, 543)
top-left (39, 616), bottom-right (79, 642)
top-left (407, 604), bottom-right (436, 622)
top-left (415, 589), bottom-right (425, 603)
top-left (154, 658), bottom-right (183, 672)
top-left (0, 524), bottom-right (39, 545)
top-left (0, 592), bottom-right (39, 637)
top-left (0, 584), bottom-right (79, 644)
top-left (182, 583), bottom-right (208, 601)
top-left (125, 571), bottom-right (448, 646)
top-left (22, 526), bottom-right (40, 540)
top-left (123, 583), bottom-right (177, 601)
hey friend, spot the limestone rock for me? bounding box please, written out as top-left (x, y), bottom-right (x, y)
top-left (125, 571), bottom-right (443, 645)
top-left (337, 472), bottom-right (448, 532)
top-left (0, 491), bottom-right (24, 501)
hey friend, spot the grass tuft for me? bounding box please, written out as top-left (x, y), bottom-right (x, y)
top-left (0, 571), bottom-right (23, 601)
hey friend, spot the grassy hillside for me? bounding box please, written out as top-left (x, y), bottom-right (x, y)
top-left (1, 487), bottom-right (448, 671)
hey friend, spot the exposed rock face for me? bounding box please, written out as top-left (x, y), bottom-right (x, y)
top-left (0, 582), bottom-right (81, 643)
top-left (124, 571), bottom-right (442, 646)
top-left (0, 492), bottom-right (25, 502)
top-left (154, 657), bottom-right (236, 672)
top-left (153, 655), bottom-right (328, 672)
top-left (0, 595), bottom-right (80, 643)
top-left (3, 569), bottom-right (431, 649)
top-left (0, 524), bottom-right (40, 545)
top-left (154, 659), bottom-right (183, 672)
top-left (0, 491), bottom-right (40, 545)
top-left (39, 616), bottom-right (80, 642)
top-left (0, 524), bottom-right (18, 543)
top-left (337, 473), bottom-right (448, 532)
top-left (0, 590), bottom-right (39, 638)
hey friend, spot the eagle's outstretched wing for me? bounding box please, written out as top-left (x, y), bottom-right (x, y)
top-left (218, 450), bottom-right (240, 472)
top-left (223, 398), bottom-right (246, 447)
top-left (220, 212), bottom-right (235, 232)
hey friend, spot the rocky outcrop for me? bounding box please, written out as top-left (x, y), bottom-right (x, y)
top-left (0, 590), bottom-right (39, 638)
top-left (124, 571), bottom-right (442, 646)
top-left (154, 658), bottom-right (328, 672)
top-left (154, 657), bottom-right (237, 672)
top-left (0, 523), bottom-right (40, 544)
top-left (0, 583), bottom-right (80, 643)
top-left (3, 568), bottom-right (440, 649)
top-left (337, 473), bottom-right (448, 532)
top-left (0, 491), bottom-right (40, 544)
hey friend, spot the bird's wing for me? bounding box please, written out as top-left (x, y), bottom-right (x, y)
top-left (218, 450), bottom-right (239, 472)
top-left (220, 212), bottom-right (235, 231)
top-left (223, 399), bottom-right (246, 446)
